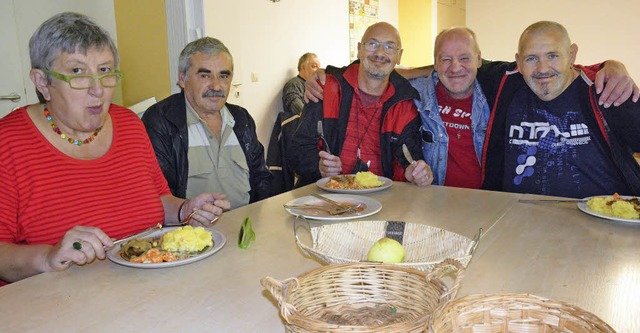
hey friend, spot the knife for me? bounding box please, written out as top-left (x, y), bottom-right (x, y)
top-left (468, 228), bottom-right (483, 256)
top-left (518, 199), bottom-right (587, 203)
top-left (402, 144), bottom-right (416, 166)
top-left (110, 223), bottom-right (164, 248)
top-left (317, 121), bottom-right (331, 154)
top-left (311, 193), bottom-right (350, 209)
top-left (60, 223), bottom-right (163, 265)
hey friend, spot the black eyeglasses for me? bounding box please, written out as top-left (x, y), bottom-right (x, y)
top-left (238, 217), bottom-right (255, 249)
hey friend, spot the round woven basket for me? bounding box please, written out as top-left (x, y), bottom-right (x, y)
top-left (262, 259), bottom-right (464, 333)
top-left (429, 293), bottom-right (616, 333)
top-left (294, 219), bottom-right (479, 272)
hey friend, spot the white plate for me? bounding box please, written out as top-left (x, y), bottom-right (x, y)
top-left (577, 195), bottom-right (640, 224)
top-left (107, 227), bottom-right (226, 268)
top-left (284, 194), bottom-right (382, 221)
top-left (315, 175), bottom-right (393, 194)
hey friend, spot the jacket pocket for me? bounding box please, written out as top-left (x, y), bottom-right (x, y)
top-left (187, 149), bottom-right (215, 178)
top-left (223, 147), bottom-right (251, 193)
top-left (420, 128), bottom-right (441, 165)
top-left (421, 127), bottom-right (435, 143)
top-left (229, 148), bottom-right (250, 177)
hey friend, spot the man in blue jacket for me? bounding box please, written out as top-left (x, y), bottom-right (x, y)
top-left (412, 27), bottom-right (490, 189)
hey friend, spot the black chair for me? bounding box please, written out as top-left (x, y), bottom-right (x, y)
top-left (266, 111), bottom-right (300, 195)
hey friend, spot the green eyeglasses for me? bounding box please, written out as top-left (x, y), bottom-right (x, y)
top-left (238, 217), bottom-right (255, 249)
top-left (41, 68), bottom-right (124, 89)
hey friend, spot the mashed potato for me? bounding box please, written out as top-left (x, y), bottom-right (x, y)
top-left (587, 196), bottom-right (640, 219)
top-left (161, 226), bottom-right (213, 252)
top-left (355, 171), bottom-right (383, 188)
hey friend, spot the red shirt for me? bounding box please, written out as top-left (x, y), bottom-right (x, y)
top-left (321, 64), bottom-right (415, 181)
top-left (0, 105), bottom-right (170, 246)
top-left (340, 89), bottom-right (383, 175)
top-left (436, 83), bottom-right (482, 189)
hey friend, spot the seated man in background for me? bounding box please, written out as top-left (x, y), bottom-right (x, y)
top-left (288, 22), bottom-right (433, 187)
top-left (142, 37), bottom-right (273, 209)
top-left (412, 27), bottom-right (489, 189)
top-left (282, 52), bottom-right (321, 115)
top-left (480, 21), bottom-right (640, 198)
top-left (268, 53), bottom-right (320, 193)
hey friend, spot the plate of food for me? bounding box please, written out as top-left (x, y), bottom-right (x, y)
top-left (284, 194), bottom-right (382, 221)
top-left (578, 193), bottom-right (640, 224)
top-left (107, 226), bottom-right (226, 268)
top-left (316, 171), bottom-right (392, 194)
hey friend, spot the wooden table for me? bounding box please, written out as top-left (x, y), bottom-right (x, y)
top-left (1, 183), bottom-right (638, 332)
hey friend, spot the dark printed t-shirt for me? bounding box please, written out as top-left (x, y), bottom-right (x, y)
top-left (502, 78), bottom-right (629, 198)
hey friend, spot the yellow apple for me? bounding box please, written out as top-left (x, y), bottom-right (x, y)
top-left (366, 237), bottom-right (405, 263)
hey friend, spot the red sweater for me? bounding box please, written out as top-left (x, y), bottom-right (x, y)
top-left (0, 105), bottom-right (170, 245)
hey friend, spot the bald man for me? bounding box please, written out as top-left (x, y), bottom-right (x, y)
top-left (412, 27), bottom-right (489, 189)
top-left (288, 22), bottom-right (433, 187)
top-left (481, 21), bottom-right (640, 198)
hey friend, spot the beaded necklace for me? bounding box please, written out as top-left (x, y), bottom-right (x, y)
top-left (44, 107), bottom-right (103, 146)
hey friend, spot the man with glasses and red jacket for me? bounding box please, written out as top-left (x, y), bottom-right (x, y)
top-left (288, 22), bottom-right (433, 188)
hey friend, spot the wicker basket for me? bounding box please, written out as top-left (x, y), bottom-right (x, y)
top-left (295, 219), bottom-right (479, 272)
top-left (261, 259), bottom-right (464, 333)
top-left (429, 293), bottom-right (616, 333)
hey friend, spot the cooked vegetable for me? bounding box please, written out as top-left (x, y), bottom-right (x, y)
top-left (120, 238), bottom-right (155, 260)
top-left (119, 226), bottom-right (213, 263)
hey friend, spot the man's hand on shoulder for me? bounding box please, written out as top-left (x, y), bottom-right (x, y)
top-left (595, 60), bottom-right (640, 108)
top-left (395, 65), bottom-right (434, 80)
top-left (304, 68), bottom-right (327, 103)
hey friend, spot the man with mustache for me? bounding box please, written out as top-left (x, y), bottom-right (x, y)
top-left (288, 22), bottom-right (433, 187)
top-left (480, 21), bottom-right (640, 198)
top-left (142, 37), bottom-right (273, 208)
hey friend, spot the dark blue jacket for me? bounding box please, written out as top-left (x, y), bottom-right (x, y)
top-left (478, 62), bottom-right (640, 195)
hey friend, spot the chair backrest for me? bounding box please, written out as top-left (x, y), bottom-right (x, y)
top-left (127, 97), bottom-right (157, 117)
top-left (266, 111), bottom-right (301, 194)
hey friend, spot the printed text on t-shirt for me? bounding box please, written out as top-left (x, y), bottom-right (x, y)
top-left (508, 121), bottom-right (590, 146)
top-left (439, 105), bottom-right (471, 118)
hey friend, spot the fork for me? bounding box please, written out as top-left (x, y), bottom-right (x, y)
top-left (284, 203), bottom-right (362, 215)
top-left (177, 209), bottom-right (203, 225)
top-left (317, 120), bottom-right (331, 154)
top-left (310, 193), bottom-right (363, 215)
top-left (60, 209), bottom-right (204, 265)
top-left (311, 193), bottom-right (352, 209)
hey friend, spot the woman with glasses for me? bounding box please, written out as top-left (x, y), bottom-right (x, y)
top-left (0, 12), bottom-right (230, 284)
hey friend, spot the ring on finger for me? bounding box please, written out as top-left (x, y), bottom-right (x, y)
top-left (72, 241), bottom-right (83, 250)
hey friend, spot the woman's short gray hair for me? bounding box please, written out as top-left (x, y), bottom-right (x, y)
top-left (29, 12), bottom-right (119, 102)
top-left (178, 37), bottom-right (233, 80)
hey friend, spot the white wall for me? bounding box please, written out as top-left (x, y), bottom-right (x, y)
top-left (7, 1), bottom-right (118, 106)
top-left (204, 0), bottom-right (398, 149)
top-left (467, 0), bottom-right (639, 82)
